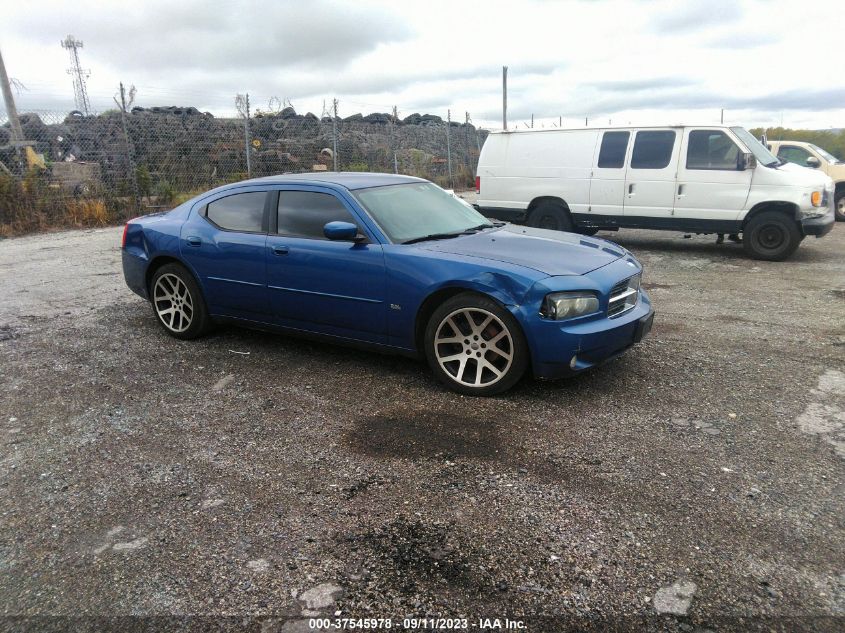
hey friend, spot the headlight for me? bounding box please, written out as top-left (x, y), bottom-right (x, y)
top-left (540, 292), bottom-right (599, 320)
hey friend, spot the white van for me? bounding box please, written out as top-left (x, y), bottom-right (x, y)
top-left (475, 126), bottom-right (835, 260)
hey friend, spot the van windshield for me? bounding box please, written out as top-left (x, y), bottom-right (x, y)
top-left (730, 126), bottom-right (780, 167)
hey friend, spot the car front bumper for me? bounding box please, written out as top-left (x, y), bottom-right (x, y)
top-left (801, 207), bottom-right (835, 237)
top-left (526, 290), bottom-right (654, 380)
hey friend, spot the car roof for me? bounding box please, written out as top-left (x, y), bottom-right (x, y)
top-left (239, 172), bottom-right (425, 190)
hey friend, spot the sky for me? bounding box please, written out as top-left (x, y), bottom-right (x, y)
top-left (1, 0), bottom-right (844, 131)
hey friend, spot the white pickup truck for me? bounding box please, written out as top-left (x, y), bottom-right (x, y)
top-left (765, 140), bottom-right (845, 221)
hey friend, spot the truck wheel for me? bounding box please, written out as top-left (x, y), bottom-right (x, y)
top-left (835, 191), bottom-right (845, 222)
top-left (527, 202), bottom-right (573, 232)
top-left (743, 211), bottom-right (801, 261)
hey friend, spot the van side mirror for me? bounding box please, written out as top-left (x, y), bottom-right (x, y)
top-left (806, 156), bottom-right (821, 168)
top-left (737, 152), bottom-right (756, 171)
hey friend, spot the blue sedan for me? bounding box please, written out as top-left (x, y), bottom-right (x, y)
top-left (122, 173), bottom-right (653, 395)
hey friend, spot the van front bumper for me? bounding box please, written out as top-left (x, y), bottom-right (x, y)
top-left (802, 207), bottom-right (835, 237)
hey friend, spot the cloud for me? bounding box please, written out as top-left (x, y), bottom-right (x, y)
top-left (651, 0), bottom-right (743, 34)
top-left (7, 0), bottom-right (413, 72)
top-left (705, 31), bottom-right (777, 49)
top-left (588, 77), bottom-right (696, 92)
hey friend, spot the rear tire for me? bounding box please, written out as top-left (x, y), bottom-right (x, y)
top-left (425, 293), bottom-right (528, 396)
top-left (742, 211), bottom-right (802, 261)
top-left (835, 191), bottom-right (845, 222)
top-left (526, 201), bottom-right (573, 232)
top-left (149, 263), bottom-right (212, 339)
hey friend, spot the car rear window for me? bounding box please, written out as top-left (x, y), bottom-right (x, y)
top-left (277, 191), bottom-right (358, 239)
top-left (630, 130), bottom-right (676, 169)
top-left (597, 131), bottom-right (630, 168)
top-left (205, 192), bottom-right (266, 232)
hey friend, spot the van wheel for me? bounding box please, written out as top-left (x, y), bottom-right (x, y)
top-left (577, 228), bottom-right (599, 236)
top-left (743, 211), bottom-right (801, 261)
top-left (835, 191), bottom-right (845, 221)
top-left (527, 202), bottom-right (573, 232)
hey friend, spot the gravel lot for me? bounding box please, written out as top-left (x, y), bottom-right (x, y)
top-left (0, 221), bottom-right (843, 631)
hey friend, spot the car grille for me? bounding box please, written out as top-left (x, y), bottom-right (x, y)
top-left (607, 277), bottom-right (638, 318)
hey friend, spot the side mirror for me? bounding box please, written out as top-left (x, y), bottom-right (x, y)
top-left (806, 156), bottom-right (821, 168)
top-left (737, 152), bottom-right (756, 171)
top-left (324, 221), bottom-right (363, 241)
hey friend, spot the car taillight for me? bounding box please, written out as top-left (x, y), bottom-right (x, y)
top-left (475, 176), bottom-right (480, 194)
top-left (121, 223), bottom-right (129, 248)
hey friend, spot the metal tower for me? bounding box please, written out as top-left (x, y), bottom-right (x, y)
top-left (61, 35), bottom-right (91, 115)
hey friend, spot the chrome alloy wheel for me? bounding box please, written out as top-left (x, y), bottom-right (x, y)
top-left (153, 273), bottom-right (194, 333)
top-left (434, 307), bottom-right (514, 388)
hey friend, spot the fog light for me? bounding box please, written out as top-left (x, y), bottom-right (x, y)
top-left (570, 355), bottom-right (578, 369)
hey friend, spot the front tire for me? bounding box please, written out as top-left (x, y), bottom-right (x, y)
top-left (835, 191), bottom-right (845, 222)
top-left (149, 263), bottom-right (211, 339)
top-left (526, 201), bottom-right (573, 232)
top-left (742, 211), bottom-right (802, 261)
top-left (424, 293), bottom-right (528, 396)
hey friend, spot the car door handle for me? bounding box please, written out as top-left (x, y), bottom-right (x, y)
top-left (186, 236), bottom-right (202, 247)
top-left (628, 183), bottom-right (635, 195)
top-left (677, 184), bottom-right (685, 197)
top-left (272, 245), bottom-right (289, 256)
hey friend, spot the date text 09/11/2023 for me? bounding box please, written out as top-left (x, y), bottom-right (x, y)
top-left (308, 617), bottom-right (527, 630)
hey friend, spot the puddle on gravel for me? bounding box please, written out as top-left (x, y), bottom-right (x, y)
top-left (347, 411), bottom-right (500, 460)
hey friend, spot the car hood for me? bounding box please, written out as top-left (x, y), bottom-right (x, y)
top-left (418, 225), bottom-right (626, 276)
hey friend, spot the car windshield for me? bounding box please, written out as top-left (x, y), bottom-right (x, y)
top-left (354, 182), bottom-right (493, 244)
top-left (809, 143), bottom-right (840, 163)
top-left (730, 126), bottom-right (780, 166)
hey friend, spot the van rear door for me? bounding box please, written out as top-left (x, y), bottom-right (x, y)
top-left (623, 129), bottom-right (680, 221)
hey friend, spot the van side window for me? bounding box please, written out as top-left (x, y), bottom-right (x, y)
top-left (630, 131), bottom-right (676, 169)
top-left (687, 130), bottom-right (740, 170)
top-left (597, 131), bottom-right (630, 168)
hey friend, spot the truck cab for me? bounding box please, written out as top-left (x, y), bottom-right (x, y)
top-left (766, 140), bottom-right (845, 221)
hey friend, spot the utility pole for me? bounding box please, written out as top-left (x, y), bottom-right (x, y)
top-left (332, 98), bottom-right (339, 171)
top-left (243, 93), bottom-right (251, 177)
top-left (61, 35), bottom-right (91, 115)
top-left (0, 48), bottom-right (23, 142)
top-left (502, 66), bottom-right (508, 130)
top-left (531, 114), bottom-right (534, 129)
top-left (392, 105), bottom-right (399, 174)
top-left (115, 82), bottom-right (140, 211)
top-left (446, 109), bottom-right (453, 189)
top-left (0, 47), bottom-right (25, 174)
top-left (720, 108), bottom-right (724, 124)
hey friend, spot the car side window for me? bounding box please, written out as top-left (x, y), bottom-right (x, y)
top-left (205, 192), bottom-right (267, 232)
top-left (630, 131), bottom-right (676, 169)
top-left (277, 191), bottom-right (359, 239)
top-left (597, 131), bottom-right (630, 168)
top-left (686, 130), bottom-right (740, 170)
top-left (777, 145), bottom-right (812, 166)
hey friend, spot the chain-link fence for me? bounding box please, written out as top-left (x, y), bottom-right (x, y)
top-left (0, 94), bottom-right (488, 235)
